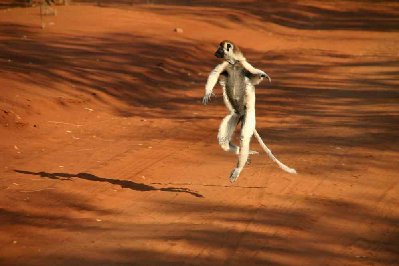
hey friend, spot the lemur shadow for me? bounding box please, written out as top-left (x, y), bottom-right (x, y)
top-left (14, 170), bottom-right (203, 198)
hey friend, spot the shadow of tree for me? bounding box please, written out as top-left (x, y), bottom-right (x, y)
top-left (14, 169), bottom-right (204, 197)
top-left (252, 48), bottom-right (399, 153)
top-left (0, 23), bottom-right (220, 119)
top-left (1, 21), bottom-right (398, 154)
top-left (1, 193), bottom-right (398, 265)
top-left (3, 1), bottom-right (399, 31)
top-left (1, 3), bottom-right (398, 266)
top-left (70, 0), bottom-right (399, 32)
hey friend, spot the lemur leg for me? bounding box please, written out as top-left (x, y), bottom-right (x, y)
top-left (230, 83), bottom-right (256, 182)
top-left (218, 112), bottom-right (240, 153)
top-left (218, 83), bottom-right (239, 153)
top-left (228, 140), bottom-right (259, 155)
top-left (218, 82), bottom-right (258, 155)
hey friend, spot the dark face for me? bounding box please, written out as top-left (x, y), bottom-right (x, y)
top-left (214, 42), bottom-right (233, 59)
top-left (214, 45), bottom-right (224, 58)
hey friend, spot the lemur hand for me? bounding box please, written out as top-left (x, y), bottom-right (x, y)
top-left (202, 93), bottom-right (215, 105)
top-left (259, 71), bottom-right (271, 83)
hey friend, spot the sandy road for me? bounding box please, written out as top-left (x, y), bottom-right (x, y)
top-left (1, 1), bottom-right (399, 265)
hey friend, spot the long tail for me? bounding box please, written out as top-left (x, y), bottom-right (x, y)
top-left (253, 129), bottom-right (297, 174)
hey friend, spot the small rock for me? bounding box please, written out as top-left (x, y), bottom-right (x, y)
top-left (174, 28), bottom-right (183, 33)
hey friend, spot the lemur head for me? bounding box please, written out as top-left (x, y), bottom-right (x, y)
top-left (214, 40), bottom-right (244, 64)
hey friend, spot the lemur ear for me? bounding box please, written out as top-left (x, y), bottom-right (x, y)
top-left (226, 43), bottom-right (232, 51)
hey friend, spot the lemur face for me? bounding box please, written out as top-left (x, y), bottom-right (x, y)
top-left (214, 41), bottom-right (234, 60)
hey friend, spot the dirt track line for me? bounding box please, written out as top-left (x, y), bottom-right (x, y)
top-left (95, 143), bottom-right (178, 178)
top-left (150, 182), bottom-right (268, 189)
top-left (376, 181), bottom-right (398, 205)
top-left (68, 141), bottom-right (205, 198)
top-left (47, 120), bottom-right (84, 127)
top-left (10, 142), bottom-right (176, 195)
top-left (222, 170), bottom-right (267, 266)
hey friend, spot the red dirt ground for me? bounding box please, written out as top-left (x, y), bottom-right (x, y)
top-left (0, 1), bottom-right (398, 265)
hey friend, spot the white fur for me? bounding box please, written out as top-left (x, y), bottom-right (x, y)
top-left (203, 59), bottom-right (268, 104)
top-left (204, 61), bottom-right (228, 98)
top-left (219, 78), bottom-right (297, 181)
top-left (231, 82), bottom-right (256, 180)
top-left (253, 130), bottom-right (297, 174)
top-left (218, 79), bottom-right (258, 156)
top-left (203, 43), bottom-right (295, 182)
top-left (218, 112), bottom-right (240, 154)
top-left (240, 60), bottom-right (271, 83)
top-left (240, 60), bottom-right (266, 77)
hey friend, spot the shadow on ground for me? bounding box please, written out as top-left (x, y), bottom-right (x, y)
top-left (71, 0), bottom-right (399, 32)
top-left (1, 3), bottom-right (398, 265)
top-left (1, 190), bottom-right (398, 265)
top-left (14, 169), bottom-right (204, 197)
top-left (1, 18), bottom-right (398, 153)
top-left (5, 1), bottom-right (396, 32)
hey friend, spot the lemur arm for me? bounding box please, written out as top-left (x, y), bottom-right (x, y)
top-left (247, 75), bottom-right (264, 86)
top-left (203, 61), bottom-right (229, 105)
top-left (240, 60), bottom-right (271, 83)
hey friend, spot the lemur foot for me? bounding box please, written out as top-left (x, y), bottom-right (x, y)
top-left (229, 168), bottom-right (241, 183)
top-left (246, 158), bottom-right (252, 165)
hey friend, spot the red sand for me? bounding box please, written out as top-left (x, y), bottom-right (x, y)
top-left (0, 1), bottom-right (398, 265)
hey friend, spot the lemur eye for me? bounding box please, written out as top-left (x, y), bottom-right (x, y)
top-left (226, 43), bottom-right (232, 51)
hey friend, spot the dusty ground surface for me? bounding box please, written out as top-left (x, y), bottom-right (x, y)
top-left (0, 1), bottom-right (398, 265)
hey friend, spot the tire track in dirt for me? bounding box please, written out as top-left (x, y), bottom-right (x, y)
top-left (222, 178), bottom-right (267, 266)
top-left (71, 139), bottom-right (205, 199)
